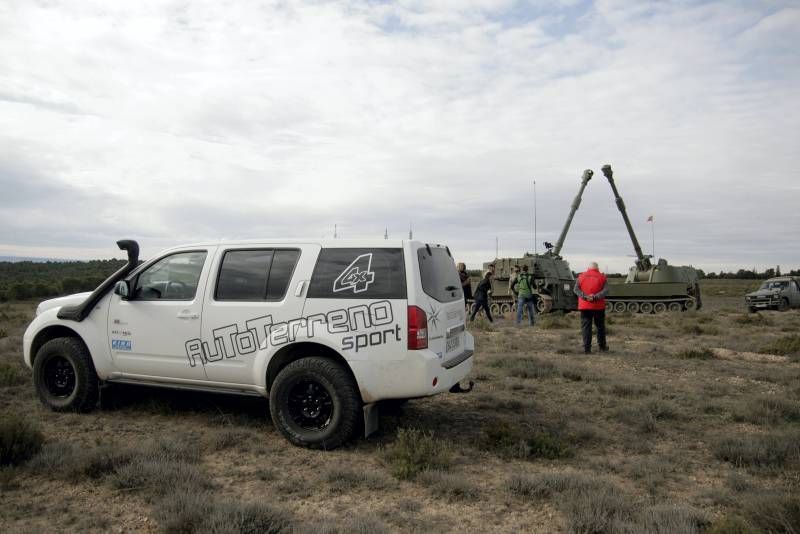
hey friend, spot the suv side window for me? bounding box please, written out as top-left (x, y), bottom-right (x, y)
top-left (307, 248), bottom-right (406, 299)
top-left (134, 251), bottom-right (207, 301)
top-left (215, 249), bottom-right (300, 301)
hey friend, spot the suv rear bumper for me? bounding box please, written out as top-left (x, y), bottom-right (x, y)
top-left (349, 336), bottom-right (474, 403)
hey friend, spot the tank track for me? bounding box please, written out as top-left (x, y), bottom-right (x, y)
top-left (465, 294), bottom-right (555, 317)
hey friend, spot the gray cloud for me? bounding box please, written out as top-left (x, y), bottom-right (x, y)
top-left (0, 0), bottom-right (797, 271)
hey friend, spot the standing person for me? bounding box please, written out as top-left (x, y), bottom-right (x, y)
top-left (457, 262), bottom-right (472, 305)
top-left (574, 262), bottom-right (609, 354)
top-left (512, 265), bottom-right (536, 325)
top-left (470, 271), bottom-right (494, 322)
top-left (508, 266), bottom-right (520, 305)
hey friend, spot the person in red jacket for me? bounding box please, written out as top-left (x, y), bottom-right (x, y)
top-left (574, 262), bottom-right (609, 354)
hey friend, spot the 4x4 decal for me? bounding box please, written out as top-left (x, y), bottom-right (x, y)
top-left (333, 253), bottom-right (375, 294)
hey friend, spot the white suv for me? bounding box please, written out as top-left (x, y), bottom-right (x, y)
top-left (23, 239), bottom-right (474, 448)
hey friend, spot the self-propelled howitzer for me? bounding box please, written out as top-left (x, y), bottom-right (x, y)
top-left (601, 165), bottom-right (702, 313)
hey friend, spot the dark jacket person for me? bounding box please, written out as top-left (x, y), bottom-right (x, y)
top-left (574, 262), bottom-right (608, 354)
top-left (470, 271), bottom-right (494, 322)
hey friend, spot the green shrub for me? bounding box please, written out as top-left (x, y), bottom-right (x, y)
top-left (383, 428), bottom-right (451, 480)
top-left (489, 356), bottom-right (559, 379)
top-left (0, 415), bottom-right (44, 466)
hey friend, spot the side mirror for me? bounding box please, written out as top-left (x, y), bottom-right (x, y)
top-left (114, 280), bottom-right (130, 299)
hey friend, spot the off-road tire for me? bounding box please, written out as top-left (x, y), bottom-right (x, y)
top-left (269, 357), bottom-right (360, 450)
top-left (778, 298), bottom-right (789, 312)
top-left (33, 337), bottom-right (99, 412)
top-left (747, 306), bottom-right (757, 314)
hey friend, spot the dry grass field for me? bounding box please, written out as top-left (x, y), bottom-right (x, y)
top-left (1, 279), bottom-right (799, 533)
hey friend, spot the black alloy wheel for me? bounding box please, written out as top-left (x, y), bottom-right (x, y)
top-left (43, 355), bottom-right (77, 398)
top-left (286, 379), bottom-right (334, 431)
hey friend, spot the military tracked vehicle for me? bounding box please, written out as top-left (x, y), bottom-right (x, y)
top-left (468, 170), bottom-right (594, 315)
top-left (601, 165), bottom-right (702, 313)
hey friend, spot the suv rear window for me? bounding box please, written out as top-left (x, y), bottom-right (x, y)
top-left (215, 249), bottom-right (300, 301)
top-left (417, 246), bottom-right (462, 303)
top-left (308, 248), bottom-right (406, 299)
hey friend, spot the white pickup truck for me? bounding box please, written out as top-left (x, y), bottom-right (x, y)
top-left (23, 239), bottom-right (474, 449)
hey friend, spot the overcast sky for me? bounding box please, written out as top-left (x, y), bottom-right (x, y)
top-left (1, 0), bottom-right (798, 272)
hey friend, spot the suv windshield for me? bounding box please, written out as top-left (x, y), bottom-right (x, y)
top-left (417, 247), bottom-right (462, 303)
top-left (760, 281), bottom-right (788, 291)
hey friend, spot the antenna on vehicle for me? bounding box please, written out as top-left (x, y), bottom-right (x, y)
top-left (409, 223), bottom-right (413, 240)
top-left (334, 224), bottom-right (338, 239)
top-left (384, 227), bottom-right (388, 240)
top-left (533, 179), bottom-right (537, 255)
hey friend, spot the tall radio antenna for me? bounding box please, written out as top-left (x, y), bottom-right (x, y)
top-left (533, 179), bottom-right (538, 255)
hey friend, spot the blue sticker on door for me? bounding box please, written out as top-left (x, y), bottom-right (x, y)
top-left (112, 339), bottom-right (132, 351)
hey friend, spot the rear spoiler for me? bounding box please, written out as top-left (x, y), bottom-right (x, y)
top-left (57, 240), bottom-right (140, 322)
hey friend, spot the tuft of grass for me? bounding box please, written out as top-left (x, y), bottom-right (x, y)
top-left (537, 313), bottom-right (571, 330)
top-left (383, 428), bottom-right (451, 480)
top-left (605, 381), bottom-right (651, 398)
top-left (616, 398), bottom-right (680, 434)
top-left (488, 356), bottom-right (559, 379)
top-left (323, 465), bottom-right (393, 492)
top-left (675, 348), bottom-right (716, 360)
top-left (155, 490), bottom-right (293, 533)
top-left (470, 315), bottom-right (494, 331)
top-left (761, 335), bottom-right (800, 356)
top-left (706, 516), bottom-right (753, 534)
top-left (0, 362), bottom-right (28, 387)
top-left (741, 494), bottom-right (800, 534)
top-left (734, 313), bottom-right (774, 326)
top-left (0, 328), bottom-right (7, 338)
top-left (417, 470), bottom-right (480, 501)
top-left (734, 395), bottom-right (800, 425)
top-left (714, 432), bottom-right (800, 468)
top-left (482, 420), bottom-right (573, 460)
top-left (0, 414), bottom-right (44, 466)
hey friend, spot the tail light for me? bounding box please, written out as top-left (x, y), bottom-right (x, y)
top-left (407, 305), bottom-right (428, 350)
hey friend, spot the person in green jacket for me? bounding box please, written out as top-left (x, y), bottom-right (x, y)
top-left (512, 265), bottom-right (536, 326)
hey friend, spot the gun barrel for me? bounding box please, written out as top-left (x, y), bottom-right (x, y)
top-left (601, 164), bottom-right (649, 266)
top-left (553, 169), bottom-right (593, 256)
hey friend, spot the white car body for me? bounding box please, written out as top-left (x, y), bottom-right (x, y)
top-left (23, 239), bottom-right (473, 417)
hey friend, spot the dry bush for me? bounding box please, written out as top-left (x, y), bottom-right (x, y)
top-left (155, 490), bottom-right (294, 534)
top-left (383, 428), bottom-right (451, 480)
top-left (0, 415), bottom-right (44, 466)
top-left (417, 470), bottom-right (480, 501)
top-left (537, 313), bottom-right (572, 330)
top-left (714, 432), bottom-right (800, 468)
top-left (0, 362), bottom-right (27, 386)
top-left (489, 356), bottom-right (559, 379)
top-left (740, 493), bottom-right (800, 534)
top-left (734, 313), bottom-right (774, 326)
top-left (481, 420), bottom-right (573, 460)
top-left (675, 348), bottom-right (716, 360)
top-left (734, 395), bottom-right (800, 425)
top-left (322, 465), bottom-right (394, 492)
top-left (761, 335), bottom-right (800, 356)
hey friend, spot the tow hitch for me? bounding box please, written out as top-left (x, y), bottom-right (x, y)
top-left (449, 380), bottom-right (474, 394)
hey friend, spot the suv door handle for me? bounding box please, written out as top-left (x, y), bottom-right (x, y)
top-left (295, 280), bottom-right (306, 297)
top-left (177, 311), bottom-right (199, 320)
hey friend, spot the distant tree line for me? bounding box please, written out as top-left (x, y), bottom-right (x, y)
top-left (0, 260), bottom-right (127, 302)
top-left (699, 267), bottom-right (799, 279)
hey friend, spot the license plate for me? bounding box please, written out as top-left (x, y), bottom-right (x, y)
top-left (446, 336), bottom-right (461, 353)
